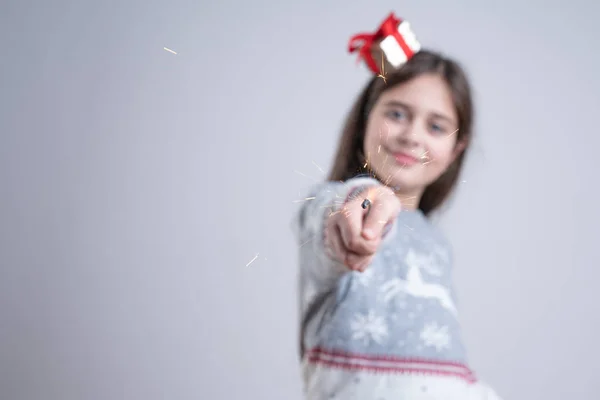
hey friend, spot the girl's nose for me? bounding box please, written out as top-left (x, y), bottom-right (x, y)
top-left (396, 123), bottom-right (422, 147)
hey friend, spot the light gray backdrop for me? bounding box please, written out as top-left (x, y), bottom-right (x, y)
top-left (1, 1), bottom-right (599, 399)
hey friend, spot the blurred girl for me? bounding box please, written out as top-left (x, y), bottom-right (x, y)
top-left (295, 13), bottom-right (502, 400)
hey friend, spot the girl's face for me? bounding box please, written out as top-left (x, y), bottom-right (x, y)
top-left (363, 73), bottom-right (465, 207)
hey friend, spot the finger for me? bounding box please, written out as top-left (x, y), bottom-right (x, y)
top-left (326, 222), bottom-right (359, 270)
top-left (362, 191), bottom-right (400, 240)
top-left (358, 255), bottom-right (375, 272)
top-left (337, 203), bottom-right (375, 255)
top-left (346, 253), bottom-right (365, 270)
top-left (334, 224), bottom-right (371, 271)
top-left (347, 253), bottom-right (374, 272)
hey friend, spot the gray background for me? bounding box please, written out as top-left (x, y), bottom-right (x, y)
top-left (1, 0), bottom-right (599, 399)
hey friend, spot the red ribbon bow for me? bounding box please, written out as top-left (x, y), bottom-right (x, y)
top-left (348, 12), bottom-right (416, 74)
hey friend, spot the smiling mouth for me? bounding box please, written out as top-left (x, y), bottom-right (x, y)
top-left (394, 153), bottom-right (418, 165)
top-left (391, 149), bottom-right (430, 166)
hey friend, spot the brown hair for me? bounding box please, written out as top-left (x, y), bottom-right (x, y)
top-left (328, 49), bottom-right (474, 216)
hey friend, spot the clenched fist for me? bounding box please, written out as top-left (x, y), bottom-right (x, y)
top-left (324, 184), bottom-right (401, 272)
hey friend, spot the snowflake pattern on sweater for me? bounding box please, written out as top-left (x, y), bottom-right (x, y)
top-left (311, 219), bottom-right (467, 360)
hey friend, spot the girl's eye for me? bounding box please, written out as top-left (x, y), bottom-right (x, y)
top-left (430, 123), bottom-right (446, 134)
top-left (387, 110), bottom-right (406, 120)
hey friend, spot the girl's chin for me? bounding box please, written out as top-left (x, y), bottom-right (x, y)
top-left (377, 175), bottom-right (427, 194)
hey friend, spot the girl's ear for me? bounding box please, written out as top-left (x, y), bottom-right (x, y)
top-left (451, 138), bottom-right (467, 163)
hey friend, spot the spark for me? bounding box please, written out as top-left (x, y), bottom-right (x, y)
top-left (318, 200), bottom-right (342, 217)
top-left (299, 238), bottom-right (313, 248)
top-left (383, 174), bottom-right (394, 186)
top-left (327, 208), bottom-right (340, 217)
top-left (163, 47), bottom-right (178, 55)
top-left (342, 207), bottom-right (354, 219)
top-left (311, 161), bottom-right (325, 174)
top-left (404, 224), bottom-right (414, 231)
top-left (383, 121), bottom-right (391, 139)
top-left (292, 196), bottom-right (316, 203)
top-left (245, 253), bottom-right (259, 267)
top-left (376, 53), bottom-right (387, 84)
top-left (420, 151), bottom-right (434, 166)
top-left (448, 128), bottom-right (459, 138)
top-left (398, 195), bottom-right (418, 208)
top-left (293, 169), bottom-right (318, 182)
top-left (363, 151), bottom-right (374, 170)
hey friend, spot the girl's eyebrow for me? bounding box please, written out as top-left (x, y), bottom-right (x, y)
top-left (430, 112), bottom-right (455, 125)
top-left (383, 100), bottom-right (411, 109)
top-left (383, 100), bottom-right (455, 124)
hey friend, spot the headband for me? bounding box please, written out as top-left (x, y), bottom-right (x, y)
top-left (348, 12), bottom-right (421, 75)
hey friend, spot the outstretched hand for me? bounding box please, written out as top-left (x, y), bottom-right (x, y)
top-left (324, 185), bottom-right (401, 272)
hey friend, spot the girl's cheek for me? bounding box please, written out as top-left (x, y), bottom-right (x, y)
top-left (427, 145), bottom-right (451, 161)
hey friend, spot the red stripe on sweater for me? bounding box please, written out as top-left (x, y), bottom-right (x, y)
top-left (306, 347), bottom-right (477, 383)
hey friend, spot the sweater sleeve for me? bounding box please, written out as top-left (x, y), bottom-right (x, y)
top-left (293, 176), bottom-right (382, 320)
